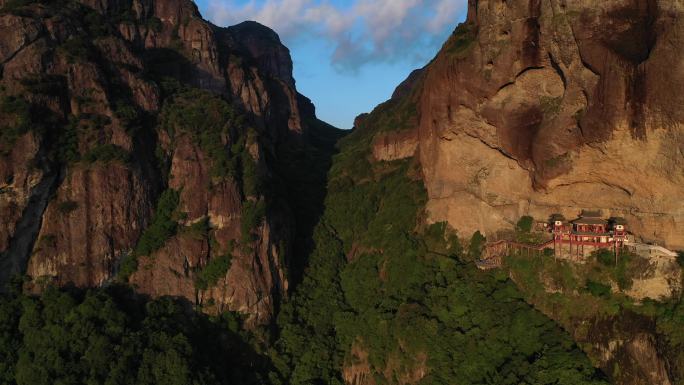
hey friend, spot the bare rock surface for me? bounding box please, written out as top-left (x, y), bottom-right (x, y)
top-left (406, 0), bottom-right (684, 248)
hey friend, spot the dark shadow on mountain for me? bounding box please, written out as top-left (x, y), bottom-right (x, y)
top-left (0, 280), bottom-right (278, 385)
top-left (274, 118), bottom-right (347, 288)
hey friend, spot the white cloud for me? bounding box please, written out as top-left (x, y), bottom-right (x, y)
top-left (204, 0), bottom-right (467, 72)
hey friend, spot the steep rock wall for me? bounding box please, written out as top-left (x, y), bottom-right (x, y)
top-left (0, 0), bottom-right (326, 326)
top-left (415, 0), bottom-right (684, 248)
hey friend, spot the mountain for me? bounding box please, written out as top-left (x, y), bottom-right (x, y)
top-left (0, 0), bottom-right (341, 327)
top-left (363, 1), bottom-right (684, 384)
top-left (0, 1), bottom-right (683, 385)
top-left (372, 0), bottom-right (684, 250)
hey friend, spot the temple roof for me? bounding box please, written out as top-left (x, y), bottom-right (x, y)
top-left (572, 217), bottom-right (607, 225)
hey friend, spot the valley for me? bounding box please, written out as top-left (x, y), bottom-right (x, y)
top-left (0, 0), bottom-right (682, 385)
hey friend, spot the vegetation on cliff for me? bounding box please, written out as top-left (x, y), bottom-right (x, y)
top-left (1, 1), bottom-right (681, 385)
top-left (0, 280), bottom-right (275, 385)
top-left (118, 189), bottom-right (181, 282)
top-left (159, 87), bottom-right (247, 181)
top-left (504, 249), bottom-right (684, 384)
top-left (0, 78), bottom-right (609, 385)
top-left (273, 95), bottom-right (609, 385)
top-left (0, 95), bottom-right (34, 153)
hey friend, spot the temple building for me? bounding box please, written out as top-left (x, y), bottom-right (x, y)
top-left (551, 211), bottom-right (628, 260)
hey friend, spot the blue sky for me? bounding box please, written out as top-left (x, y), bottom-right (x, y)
top-left (195, 0), bottom-right (468, 129)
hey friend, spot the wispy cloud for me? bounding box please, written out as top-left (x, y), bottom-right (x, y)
top-left (204, 0), bottom-right (467, 72)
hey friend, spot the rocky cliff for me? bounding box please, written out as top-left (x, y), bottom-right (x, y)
top-left (0, 0), bottom-right (338, 326)
top-left (376, 0), bottom-right (684, 249)
top-left (358, 1), bottom-right (684, 383)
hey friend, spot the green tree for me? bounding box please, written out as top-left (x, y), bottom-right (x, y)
top-left (468, 231), bottom-right (486, 259)
top-left (593, 248), bottom-right (615, 266)
top-left (516, 215), bottom-right (534, 233)
top-left (549, 213), bottom-right (566, 223)
top-left (120, 189), bottom-right (181, 281)
top-left (1, 286), bottom-right (275, 385)
top-left (195, 254), bottom-right (233, 291)
top-left (586, 280), bottom-right (612, 298)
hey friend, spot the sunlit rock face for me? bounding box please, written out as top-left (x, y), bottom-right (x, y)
top-left (412, 0), bottom-right (684, 249)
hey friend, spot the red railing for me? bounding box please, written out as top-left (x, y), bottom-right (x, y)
top-left (554, 240), bottom-right (622, 247)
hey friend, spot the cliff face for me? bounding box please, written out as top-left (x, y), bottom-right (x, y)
top-left (0, 0), bottom-right (332, 326)
top-left (355, 2), bottom-right (684, 383)
top-left (582, 313), bottom-right (672, 385)
top-left (399, 0), bottom-right (684, 248)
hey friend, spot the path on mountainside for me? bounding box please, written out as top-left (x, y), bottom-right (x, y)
top-left (476, 239), bottom-right (555, 270)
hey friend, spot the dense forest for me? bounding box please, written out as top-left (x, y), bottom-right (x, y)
top-left (0, 80), bottom-right (610, 384)
top-left (1, 1), bottom-right (683, 385)
top-left (271, 94), bottom-right (610, 385)
top-left (0, 142), bottom-right (610, 385)
top-left (0, 280), bottom-right (275, 385)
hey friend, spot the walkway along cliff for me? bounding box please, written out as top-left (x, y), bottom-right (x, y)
top-left (374, 0), bottom-right (684, 250)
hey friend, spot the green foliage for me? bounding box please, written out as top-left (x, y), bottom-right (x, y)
top-left (549, 213), bottom-right (566, 223)
top-left (120, 190), bottom-right (181, 281)
top-left (58, 36), bottom-right (91, 63)
top-left (276, 114), bottom-right (607, 385)
top-left (585, 280), bottom-right (612, 298)
top-left (505, 248), bottom-right (644, 321)
top-left (423, 222), bottom-right (462, 258)
top-left (272, 117), bottom-right (345, 282)
top-left (0, 95), bottom-right (31, 118)
top-left (57, 200), bottom-right (78, 214)
top-left (540, 96), bottom-right (563, 117)
top-left (444, 22), bottom-right (477, 58)
top-left (82, 7), bottom-right (110, 37)
top-left (656, 298), bottom-right (684, 381)
top-left (275, 223), bottom-right (347, 385)
top-left (111, 8), bottom-right (136, 25)
top-left (83, 144), bottom-right (130, 164)
top-left (613, 253), bottom-right (634, 291)
top-left (113, 101), bottom-right (142, 132)
top-left (159, 87), bottom-right (245, 181)
top-left (135, 189), bottom-right (180, 257)
top-left (516, 215), bottom-right (534, 233)
top-left (0, 0), bottom-right (34, 11)
top-left (544, 153), bottom-right (570, 169)
top-left (0, 280), bottom-right (21, 383)
top-left (516, 229), bottom-right (548, 246)
top-left (57, 116), bottom-right (80, 163)
top-left (19, 75), bottom-right (64, 96)
top-left (514, 255), bottom-right (578, 296)
top-left (241, 200), bottom-right (265, 245)
top-left (325, 159), bottom-right (426, 257)
top-left (468, 230), bottom-right (486, 259)
top-left (195, 254), bottom-right (233, 291)
top-left (0, 285), bottom-right (275, 385)
top-left (147, 17), bottom-right (163, 32)
top-left (609, 217), bottom-right (627, 227)
top-left (117, 251), bottom-right (138, 283)
top-left (184, 217), bottom-right (211, 241)
top-left (0, 95), bottom-right (33, 151)
top-left (241, 149), bottom-right (262, 197)
top-left (1, 0), bottom-right (69, 13)
top-left (593, 248), bottom-right (616, 266)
